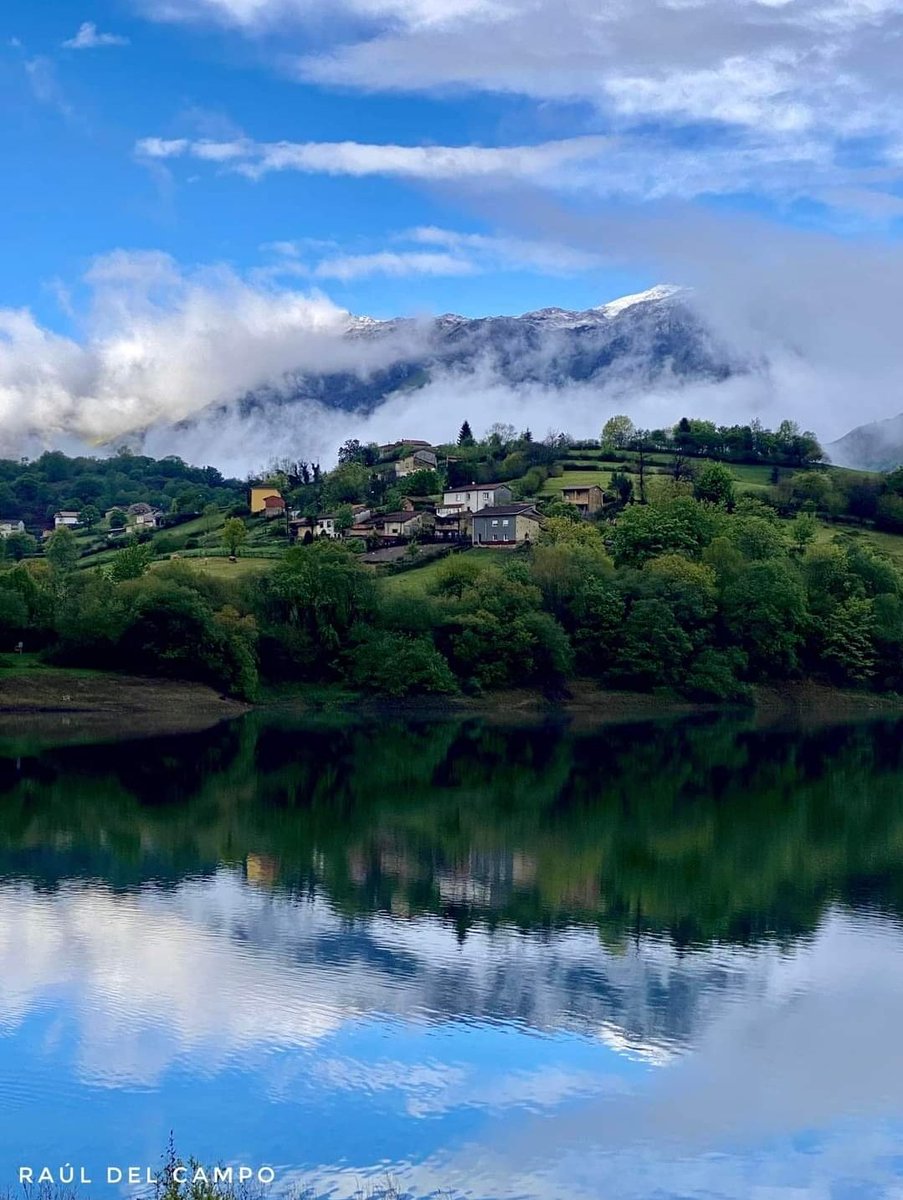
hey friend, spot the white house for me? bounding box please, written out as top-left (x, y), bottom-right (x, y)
top-left (53, 511), bottom-right (80, 529)
top-left (316, 514), bottom-right (340, 538)
top-left (438, 483), bottom-right (513, 516)
top-left (0, 520), bottom-right (25, 538)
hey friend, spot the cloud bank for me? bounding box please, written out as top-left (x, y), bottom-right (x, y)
top-left (136, 0), bottom-right (903, 221)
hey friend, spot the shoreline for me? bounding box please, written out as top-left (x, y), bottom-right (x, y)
top-left (2, 667), bottom-right (901, 739)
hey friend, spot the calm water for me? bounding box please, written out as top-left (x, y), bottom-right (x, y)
top-left (2, 712), bottom-right (903, 1199)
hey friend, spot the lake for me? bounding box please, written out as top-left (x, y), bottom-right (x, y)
top-left (2, 710), bottom-right (903, 1199)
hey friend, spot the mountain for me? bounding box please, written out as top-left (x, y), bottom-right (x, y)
top-left (235, 285), bottom-right (744, 420)
top-left (829, 414), bottom-right (903, 472)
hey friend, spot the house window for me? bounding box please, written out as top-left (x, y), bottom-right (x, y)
top-left (502, 519), bottom-right (510, 527)
top-left (491, 518), bottom-right (499, 526)
top-left (492, 532), bottom-right (499, 541)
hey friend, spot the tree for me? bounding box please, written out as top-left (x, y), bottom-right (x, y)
top-left (601, 415), bottom-right (635, 451)
top-left (457, 420), bottom-right (475, 446)
top-left (222, 518), bottom-right (248, 557)
top-left (693, 462), bottom-right (736, 508)
top-left (790, 513), bottom-right (818, 553)
top-left (108, 509), bottom-right (127, 530)
top-left (203, 503), bottom-right (219, 543)
top-left (335, 505), bottom-right (355, 535)
top-left (109, 540), bottom-right (154, 582)
top-left (79, 505), bottom-right (100, 529)
top-left (3, 532), bottom-right (37, 561)
top-left (45, 526), bottom-right (79, 574)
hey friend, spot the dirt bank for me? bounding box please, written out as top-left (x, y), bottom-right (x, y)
top-left (0, 669), bottom-right (249, 742)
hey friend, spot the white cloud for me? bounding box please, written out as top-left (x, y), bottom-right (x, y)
top-left (62, 21), bottom-right (130, 49)
top-left (313, 250), bottom-right (475, 280)
top-left (132, 0), bottom-right (903, 219)
top-left (0, 250), bottom-right (415, 455)
top-left (135, 133), bottom-right (611, 185)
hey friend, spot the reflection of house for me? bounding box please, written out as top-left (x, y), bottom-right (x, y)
top-left (0, 519), bottom-right (25, 538)
top-left (263, 494), bottom-right (286, 519)
top-left (438, 483), bottom-right (512, 516)
top-left (472, 504), bottom-right (541, 546)
top-left (245, 854), bottom-right (280, 887)
top-left (53, 511), bottom-right (80, 529)
top-left (249, 486), bottom-right (283, 515)
top-left (395, 449), bottom-right (438, 478)
top-left (560, 485), bottom-right (606, 514)
top-left (379, 510), bottom-right (433, 539)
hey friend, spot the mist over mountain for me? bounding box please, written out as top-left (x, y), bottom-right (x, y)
top-left (234, 284), bottom-right (742, 423)
top-left (828, 414), bottom-right (903, 473)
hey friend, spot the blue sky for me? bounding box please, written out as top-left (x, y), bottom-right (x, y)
top-left (3, 0), bottom-right (903, 455)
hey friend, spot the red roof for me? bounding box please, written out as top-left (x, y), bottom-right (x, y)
top-left (264, 495), bottom-right (286, 508)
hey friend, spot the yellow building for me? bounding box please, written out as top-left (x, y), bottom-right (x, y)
top-left (250, 486), bottom-right (283, 515)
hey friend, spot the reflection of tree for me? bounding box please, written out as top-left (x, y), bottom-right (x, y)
top-left (2, 714), bottom-right (903, 946)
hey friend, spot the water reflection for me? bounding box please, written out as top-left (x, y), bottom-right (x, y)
top-left (1, 714), bottom-right (903, 1197)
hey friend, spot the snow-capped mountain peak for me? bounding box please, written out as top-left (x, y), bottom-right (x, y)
top-left (596, 284), bottom-right (684, 319)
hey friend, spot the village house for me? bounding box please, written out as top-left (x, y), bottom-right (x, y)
top-left (438, 482), bottom-right (513, 516)
top-left (434, 512), bottom-right (470, 542)
top-left (134, 507), bottom-right (165, 529)
top-left (316, 514), bottom-right (340, 538)
top-left (0, 519), bottom-right (25, 538)
top-left (351, 504), bottom-right (372, 523)
top-left (379, 510), bottom-right (433, 540)
top-left (394, 449), bottom-right (438, 478)
top-left (53, 511), bottom-right (80, 529)
top-left (289, 517), bottom-right (315, 544)
top-left (263, 494), bottom-right (286, 520)
top-left (379, 439), bottom-right (433, 456)
top-left (559, 484), bottom-right (606, 514)
top-left (249, 485), bottom-right (283, 515)
top-left (471, 503), bottom-right (542, 547)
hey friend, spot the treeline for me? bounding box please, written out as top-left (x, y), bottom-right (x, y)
top-left (0, 447), bottom-right (243, 530)
top-left (4, 479), bottom-right (903, 701)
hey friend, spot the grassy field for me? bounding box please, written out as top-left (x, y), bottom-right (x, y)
top-left (380, 549), bottom-right (499, 597)
top-left (540, 469), bottom-right (613, 498)
top-left (173, 556), bottom-right (278, 581)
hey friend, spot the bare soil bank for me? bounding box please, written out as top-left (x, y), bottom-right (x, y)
top-left (0, 669), bottom-right (249, 741)
top-left (1, 669), bottom-right (901, 741)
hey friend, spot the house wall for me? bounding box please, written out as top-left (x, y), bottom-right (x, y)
top-left (250, 487), bottom-right (282, 514)
top-left (473, 513), bottom-right (518, 543)
top-left (443, 485), bottom-right (512, 514)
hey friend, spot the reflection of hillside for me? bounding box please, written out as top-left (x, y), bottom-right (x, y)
top-left (2, 713), bottom-right (903, 945)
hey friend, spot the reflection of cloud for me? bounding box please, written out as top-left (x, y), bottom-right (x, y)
top-left (3, 874), bottom-right (903, 1198)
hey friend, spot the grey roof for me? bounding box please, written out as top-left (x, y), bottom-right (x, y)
top-left (472, 504), bottom-right (540, 518)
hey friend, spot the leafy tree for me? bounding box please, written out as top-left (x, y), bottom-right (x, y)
top-left (601, 415), bottom-right (635, 451)
top-left (335, 505), bottom-right (355, 535)
top-left (346, 631), bottom-right (457, 696)
top-left (790, 513), bottom-right (818, 553)
top-left (109, 540), bottom-right (154, 582)
top-left (721, 560), bottom-right (808, 674)
top-left (222, 518), bottom-right (248, 557)
top-left (608, 471), bottom-right (633, 505)
top-left (3, 532), bottom-right (37, 561)
top-left (45, 526), bottom-right (79, 574)
top-left (322, 462), bottom-right (370, 508)
top-left (79, 504), bottom-right (100, 529)
top-left (108, 509), bottom-right (128, 530)
top-left (693, 462), bottom-right (736, 508)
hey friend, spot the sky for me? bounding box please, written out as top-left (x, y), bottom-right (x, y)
top-left (3, 0), bottom-right (903, 462)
